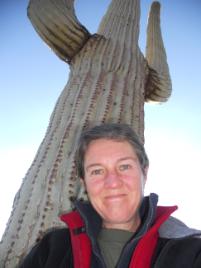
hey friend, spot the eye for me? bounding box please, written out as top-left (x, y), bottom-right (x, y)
top-left (91, 169), bottom-right (104, 176)
top-left (119, 164), bottom-right (132, 171)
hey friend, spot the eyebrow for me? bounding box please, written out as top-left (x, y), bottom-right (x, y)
top-left (85, 163), bottom-right (102, 172)
top-left (85, 157), bottom-right (138, 171)
top-left (117, 157), bottom-right (138, 163)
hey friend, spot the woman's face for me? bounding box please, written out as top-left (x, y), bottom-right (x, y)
top-left (83, 138), bottom-right (148, 231)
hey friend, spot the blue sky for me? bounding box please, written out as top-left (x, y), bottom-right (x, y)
top-left (1, 0), bottom-right (201, 238)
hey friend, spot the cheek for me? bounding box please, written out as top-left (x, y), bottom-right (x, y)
top-left (85, 179), bottom-right (104, 197)
top-left (123, 174), bottom-right (144, 191)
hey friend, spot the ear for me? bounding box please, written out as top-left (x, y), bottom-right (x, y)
top-left (79, 177), bottom-right (86, 190)
top-left (143, 166), bottom-right (149, 186)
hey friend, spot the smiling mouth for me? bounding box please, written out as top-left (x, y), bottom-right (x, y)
top-left (105, 194), bottom-right (126, 201)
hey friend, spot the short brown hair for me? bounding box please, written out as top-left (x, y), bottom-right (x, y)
top-left (75, 123), bottom-right (149, 178)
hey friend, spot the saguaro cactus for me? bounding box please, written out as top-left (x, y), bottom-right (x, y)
top-left (0, 0), bottom-right (171, 266)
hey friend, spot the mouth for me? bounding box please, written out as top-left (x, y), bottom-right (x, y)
top-left (104, 194), bottom-right (126, 201)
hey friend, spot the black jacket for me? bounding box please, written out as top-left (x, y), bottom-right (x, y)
top-left (19, 194), bottom-right (201, 268)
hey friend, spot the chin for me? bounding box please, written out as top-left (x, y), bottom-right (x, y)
top-left (105, 214), bottom-right (131, 224)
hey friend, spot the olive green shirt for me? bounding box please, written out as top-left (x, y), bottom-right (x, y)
top-left (98, 228), bottom-right (134, 268)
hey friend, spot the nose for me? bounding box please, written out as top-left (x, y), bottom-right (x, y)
top-left (104, 170), bottom-right (123, 188)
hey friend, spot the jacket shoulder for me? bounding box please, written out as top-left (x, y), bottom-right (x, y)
top-left (159, 216), bottom-right (201, 238)
top-left (153, 237), bottom-right (201, 268)
top-left (19, 228), bottom-right (73, 268)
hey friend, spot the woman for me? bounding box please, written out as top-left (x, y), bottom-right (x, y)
top-left (20, 123), bottom-right (201, 268)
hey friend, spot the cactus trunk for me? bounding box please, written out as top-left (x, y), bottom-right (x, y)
top-left (0, 0), bottom-right (171, 266)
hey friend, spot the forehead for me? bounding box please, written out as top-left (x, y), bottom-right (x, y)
top-left (84, 138), bottom-right (137, 160)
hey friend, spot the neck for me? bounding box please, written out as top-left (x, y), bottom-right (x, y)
top-left (103, 216), bottom-right (141, 233)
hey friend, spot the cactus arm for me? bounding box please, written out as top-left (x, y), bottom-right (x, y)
top-left (27, 0), bottom-right (91, 63)
top-left (145, 1), bottom-right (172, 102)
